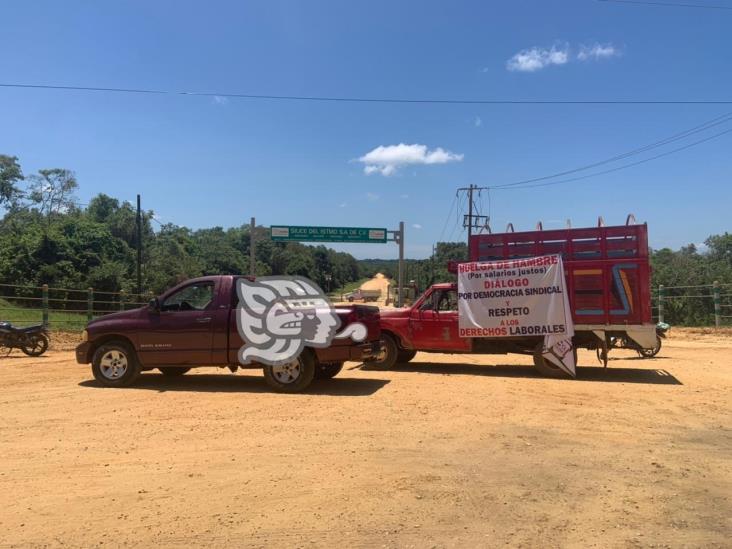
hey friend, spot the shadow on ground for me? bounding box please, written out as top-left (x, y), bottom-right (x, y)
top-left (79, 373), bottom-right (390, 396)
top-left (362, 361), bottom-right (682, 385)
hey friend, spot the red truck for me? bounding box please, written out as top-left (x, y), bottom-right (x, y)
top-left (76, 275), bottom-right (381, 392)
top-left (366, 220), bottom-right (655, 377)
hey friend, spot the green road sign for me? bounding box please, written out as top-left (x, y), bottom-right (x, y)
top-left (270, 225), bottom-right (388, 243)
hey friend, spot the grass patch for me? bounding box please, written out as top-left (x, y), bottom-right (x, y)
top-left (0, 297), bottom-right (89, 331)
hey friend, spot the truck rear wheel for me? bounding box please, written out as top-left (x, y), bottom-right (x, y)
top-left (364, 333), bottom-right (398, 369)
top-left (396, 349), bottom-right (417, 363)
top-left (158, 367), bottom-right (191, 376)
top-left (314, 362), bottom-right (343, 380)
top-left (92, 341), bottom-right (141, 387)
top-left (638, 335), bottom-right (662, 358)
top-left (263, 350), bottom-right (316, 393)
top-left (532, 344), bottom-right (575, 379)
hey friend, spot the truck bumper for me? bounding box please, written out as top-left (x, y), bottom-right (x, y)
top-left (75, 342), bottom-right (90, 364)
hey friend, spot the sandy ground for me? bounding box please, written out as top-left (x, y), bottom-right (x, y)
top-left (1, 329), bottom-right (730, 548)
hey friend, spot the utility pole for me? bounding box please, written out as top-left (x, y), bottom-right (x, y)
top-left (136, 194), bottom-right (142, 295)
top-left (458, 185), bottom-right (489, 247)
top-left (398, 221), bottom-right (405, 307)
top-left (250, 217), bottom-right (256, 276)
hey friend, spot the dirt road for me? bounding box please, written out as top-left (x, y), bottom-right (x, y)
top-left (1, 329), bottom-right (730, 547)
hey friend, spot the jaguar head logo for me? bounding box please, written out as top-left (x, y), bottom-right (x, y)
top-left (236, 276), bottom-right (366, 366)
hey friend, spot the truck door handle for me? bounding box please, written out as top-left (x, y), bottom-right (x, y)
top-left (196, 317), bottom-right (212, 323)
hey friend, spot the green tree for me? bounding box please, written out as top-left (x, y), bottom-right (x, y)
top-left (0, 155), bottom-right (23, 206)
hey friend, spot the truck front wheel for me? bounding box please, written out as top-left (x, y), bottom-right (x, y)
top-left (92, 341), bottom-right (141, 387)
top-left (263, 350), bottom-right (316, 393)
top-left (364, 333), bottom-right (398, 369)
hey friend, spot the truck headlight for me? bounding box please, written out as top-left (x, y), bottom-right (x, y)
top-left (81, 330), bottom-right (88, 342)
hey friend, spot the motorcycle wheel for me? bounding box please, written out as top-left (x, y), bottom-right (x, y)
top-left (21, 333), bottom-right (49, 357)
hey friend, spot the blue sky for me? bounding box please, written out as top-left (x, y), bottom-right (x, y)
top-left (1, 0), bottom-right (730, 259)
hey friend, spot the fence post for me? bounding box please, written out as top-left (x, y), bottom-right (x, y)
top-left (87, 287), bottom-right (94, 322)
top-left (119, 290), bottom-right (126, 312)
top-left (42, 284), bottom-right (49, 328)
top-left (658, 284), bottom-right (664, 324)
top-left (713, 280), bottom-right (721, 328)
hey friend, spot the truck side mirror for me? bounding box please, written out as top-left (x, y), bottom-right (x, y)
top-left (148, 297), bottom-right (160, 312)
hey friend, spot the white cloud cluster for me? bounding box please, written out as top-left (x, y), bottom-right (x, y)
top-left (507, 42), bottom-right (620, 72)
top-left (577, 43), bottom-right (619, 61)
top-left (507, 44), bottom-right (569, 72)
top-left (358, 143), bottom-right (464, 176)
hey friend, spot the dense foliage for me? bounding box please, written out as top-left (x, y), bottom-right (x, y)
top-left (0, 158), bottom-right (360, 297)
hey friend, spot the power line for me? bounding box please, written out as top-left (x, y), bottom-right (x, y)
top-left (492, 127), bottom-right (732, 190)
top-left (0, 83), bottom-right (730, 105)
top-left (494, 112), bottom-right (732, 188)
top-left (437, 194), bottom-right (458, 243)
top-left (598, 0), bottom-right (732, 10)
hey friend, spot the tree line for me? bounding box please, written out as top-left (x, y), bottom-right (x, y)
top-left (0, 155), bottom-right (360, 297)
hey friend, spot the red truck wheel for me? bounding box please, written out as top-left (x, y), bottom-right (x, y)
top-left (532, 344), bottom-right (575, 379)
top-left (263, 351), bottom-right (316, 392)
top-left (397, 349), bottom-right (417, 363)
top-left (92, 341), bottom-right (141, 387)
top-left (364, 334), bottom-right (398, 369)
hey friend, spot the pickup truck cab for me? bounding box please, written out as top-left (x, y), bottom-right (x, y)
top-left (76, 275), bottom-right (381, 392)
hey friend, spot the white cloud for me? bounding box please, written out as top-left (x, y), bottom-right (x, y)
top-left (338, 202), bottom-right (347, 208)
top-left (506, 44), bottom-right (569, 72)
top-left (474, 116), bottom-right (482, 127)
top-left (506, 42), bottom-right (620, 72)
top-left (577, 43), bottom-right (620, 61)
top-left (358, 143), bottom-right (464, 176)
top-left (400, 194), bottom-right (409, 199)
top-left (412, 223), bottom-right (423, 230)
top-left (366, 192), bottom-right (380, 201)
top-left (212, 95), bottom-right (229, 105)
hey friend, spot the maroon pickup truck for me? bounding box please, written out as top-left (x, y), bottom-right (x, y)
top-left (76, 275), bottom-right (381, 392)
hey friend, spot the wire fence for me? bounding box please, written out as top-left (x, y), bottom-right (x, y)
top-left (0, 282), bottom-right (154, 330)
top-left (650, 281), bottom-right (732, 327)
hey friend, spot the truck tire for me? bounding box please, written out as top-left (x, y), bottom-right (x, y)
top-left (532, 344), bottom-right (576, 379)
top-left (315, 362), bottom-right (343, 380)
top-left (92, 340), bottom-right (141, 387)
top-left (364, 333), bottom-right (398, 370)
top-left (638, 336), bottom-right (662, 358)
top-left (158, 367), bottom-right (191, 376)
top-left (396, 349), bottom-right (417, 364)
top-left (263, 350), bottom-right (316, 393)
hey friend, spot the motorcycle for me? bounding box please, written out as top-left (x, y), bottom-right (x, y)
top-left (0, 322), bottom-right (50, 357)
top-left (597, 322), bottom-right (670, 362)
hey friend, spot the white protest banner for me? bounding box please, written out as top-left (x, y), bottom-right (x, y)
top-left (457, 254), bottom-right (576, 376)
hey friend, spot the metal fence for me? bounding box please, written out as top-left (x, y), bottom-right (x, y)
top-left (0, 283), bottom-right (153, 330)
top-left (651, 281), bottom-right (732, 327)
